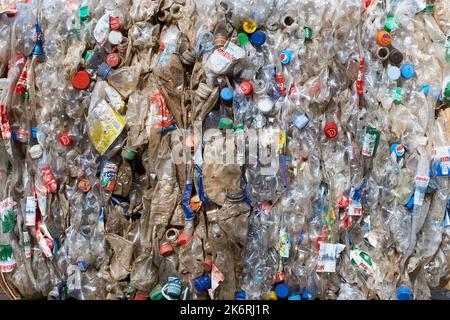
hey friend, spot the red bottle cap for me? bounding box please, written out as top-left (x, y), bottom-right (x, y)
top-left (159, 242), bottom-right (174, 256)
top-left (239, 81), bottom-right (253, 95)
top-left (110, 16), bottom-right (121, 31)
top-left (324, 122), bottom-right (338, 139)
top-left (338, 194), bottom-right (350, 209)
top-left (71, 71), bottom-right (90, 90)
top-left (106, 53), bottom-right (121, 68)
top-left (59, 132), bottom-right (73, 146)
top-left (178, 231), bottom-right (191, 245)
top-left (275, 271), bottom-right (285, 283)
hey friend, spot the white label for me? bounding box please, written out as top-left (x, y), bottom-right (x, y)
top-left (206, 42), bottom-right (245, 75)
top-left (415, 175), bottom-right (429, 189)
top-left (35, 181), bottom-right (47, 217)
top-left (348, 200), bottom-right (363, 216)
top-left (316, 243), bottom-right (345, 273)
top-left (25, 196), bottom-right (36, 226)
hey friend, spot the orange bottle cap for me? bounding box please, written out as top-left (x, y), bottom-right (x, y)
top-left (376, 31), bottom-right (393, 46)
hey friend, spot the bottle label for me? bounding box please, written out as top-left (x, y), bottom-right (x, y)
top-left (23, 231), bottom-right (31, 258)
top-left (207, 263), bottom-right (225, 299)
top-left (414, 175), bottom-right (429, 206)
top-left (41, 166), bottom-right (57, 193)
top-left (350, 248), bottom-right (376, 276)
top-left (206, 42), bottom-right (245, 75)
top-left (361, 132), bottom-right (376, 157)
top-left (316, 243), bottom-right (345, 273)
top-left (278, 228), bottom-right (291, 258)
top-left (35, 181), bottom-right (47, 217)
top-left (101, 162), bottom-right (118, 191)
top-left (25, 196), bottom-right (36, 226)
top-left (0, 198), bottom-right (16, 272)
top-left (35, 222), bottom-right (54, 258)
top-left (348, 199), bottom-right (363, 216)
top-left (87, 99), bottom-right (126, 155)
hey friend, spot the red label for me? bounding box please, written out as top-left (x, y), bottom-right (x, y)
top-left (110, 16), bottom-right (120, 31)
top-left (41, 166), bottom-right (57, 193)
top-left (0, 105), bottom-right (11, 140)
top-left (356, 58), bottom-right (364, 95)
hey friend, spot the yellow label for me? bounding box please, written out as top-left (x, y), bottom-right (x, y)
top-left (242, 19), bottom-right (257, 33)
top-left (87, 100), bottom-right (126, 155)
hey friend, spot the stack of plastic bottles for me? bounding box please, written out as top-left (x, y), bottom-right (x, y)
top-left (0, 0), bottom-right (449, 300)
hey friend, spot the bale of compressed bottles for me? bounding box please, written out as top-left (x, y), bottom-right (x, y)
top-left (0, 0), bottom-right (450, 300)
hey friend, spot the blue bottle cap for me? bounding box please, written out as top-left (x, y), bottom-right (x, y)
top-left (301, 289), bottom-right (314, 300)
top-left (250, 31), bottom-right (267, 46)
top-left (390, 143), bottom-right (405, 157)
top-left (194, 274), bottom-right (211, 292)
top-left (400, 63), bottom-right (415, 79)
top-left (220, 87), bottom-right (233, 102)
top-left (352, 188), bottom-right (362, 202)
top-left (235, 290), bottom-right (246, 300)
top-left (76, 260), bottom-right (89, 272)
top-left (31, 127), bottom-right (38, 139)
top-left (275, 283), bottom-right (289, 298)
top-left (421, 84), bottom-right (430, 95)
top-left (288, 294), bottom-right (301, 300)
top-left (279, 50), bottom-right (293, 64)
top-left (98, 63), bottom-right (111, 79)
top-left (397, 287), bottom-right (412, 300)
top-left (406, 193), bottom-right (414, 211)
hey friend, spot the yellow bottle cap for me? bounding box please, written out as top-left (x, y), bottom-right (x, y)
top-left (269, 290), bottom-right (278, 300)
top-left (242, 19), bottom-right (257, 33)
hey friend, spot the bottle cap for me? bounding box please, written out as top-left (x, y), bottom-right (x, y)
top-left (121, 148), bottom-right (137, 160)
top-left (134, 292), bottom-right (149, 300)
top-left (108, 30), bottom-right (123, 45)
top-left (76, 260), bottom-right (89, 272)
top-left (79, 6), bottom-right (89, 20)
top-left (393, 87), bottom-right (404, 104)
top-left (220, 87), bottom-right (233, 102)
top-left (237, 33), bottom-right (249, 47)
top-left (376, 31), bottom-right (393, 46)
top-left (149, 284), bottom-right (163, 300)
top-left (275, 271), bottom-right (286, 283)
top-left (235, 290), bottom-right (246, 300)
top-left (219, 118), bottom-right (234, 130)
top-left (178, 231), bottom-right (191, 245)
top-left (304, 26), bottom-right (313, 40)
top-left (376, 46), bottom-right (389, 60)
top-left (250, 31), bottom-right (267, 46)
top-left (288, 294), bottom-right (302, 300)
top-left (59, 132), bottom-right (73, 146)
top-left (239, 81), bottom-right (253, 95)
top-left (302, 289), bottom-right (314, 300)
top-left (13, 130), bottom-right (29, 143)
top-left (29, 144), bottom-right (43, 159)
top-left (257, 98), bottom-right (274, 114)
top-left (159, 242), bottom-right (174, 256)
top-left (400, 63), bottom-right (415, 79)
top-left (324, 122), bottom-right (338, 139)
top-left (275, 283), bottom-right (289, 298)
top-left (78, 179), bottom-right (92, 193)
top-left (194, 274), bottom-right (211, 292)
top-left (397, 287), bottom-right (412, 300)
top-left (269, 290), bottom-right (278, 300)
top-left (293, 112), bottom-right (309, 129)
top-left (421, 84), bottom-right (430, 95)
top-left (279, 50), bottom-right (293, 64)
top-left (384, 17), bottom-right (398, 32)
top-left (387, 65), bottom-right (401, 81)
top-left (242, 19), bottom-right (257, 33)
top-left (106, 53), bottom-right (121, 68)
top-left (181, 50), bottom-right (195, 65)
top-left (110, 16), bottom-right (121, 31)
top-left (391, 144), bottom-right (405, 157)
top-left (31, 127), bottom-right (38, 139)
top-left (388, 49), bottom-right (403, 65)
top-left (71, 70), bottom-right (90, 90)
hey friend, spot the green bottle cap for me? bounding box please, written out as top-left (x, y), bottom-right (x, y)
top-left (82, 50), bottom-right (93, 63)
top-left (304, 26), bottom-right (313, 40)
top-left (393, 87), bottom-right (403, 104)
top-left (149, 284), bottom-right (163, 300)
top-left (384, 17), bottom-right (398, 32)
top-left (233, 124), bottom-right (245, 132)
top-left (238, 33), bottom-right (249, 47)
top-left (79, 6), bottom-right (89, 20)
top-left (219, 118), bottom-right (233, 130)
top-left (121, 148), bottom-right (137, 160)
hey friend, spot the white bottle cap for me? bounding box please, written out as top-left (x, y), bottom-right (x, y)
top-left (108, 30), bottom-right (123, 45)
top-left (29, 144), bottom-right (43, 159)
top-left (257, 97), bottom-right (274, 114)
top-left (387, 65), bottom-right (401, 81)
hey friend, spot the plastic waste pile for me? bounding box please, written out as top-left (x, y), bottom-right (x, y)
top-left (0, 0), bottom-right (450, 300)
